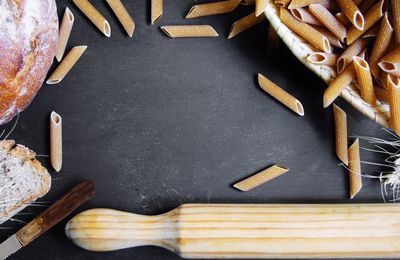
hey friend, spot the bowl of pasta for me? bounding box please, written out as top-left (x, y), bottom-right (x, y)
top-left (263, 0), bottom-right (398, 133)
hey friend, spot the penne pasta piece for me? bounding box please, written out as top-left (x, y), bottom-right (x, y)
top-left (255, 0), bottom-right (268, 16)
top-left (290, 8), bottom-right (322, 26)
top-left (258, 73), bottom-right (304, 116)
top-left (335, 0), bottom-right (364, 30)
top-left (280, 8), bottom-right (331, 53)
top-left (375, 86), bottom-right (389, 102)
top-left (72, 0), bottom-right (111, 37)
top-left (337, 38), bottom-right (370, 73)
top-left (288, 0), bottom-right (329, 9)
top-left (151, 0), bottom-right (163, 24)
top-left (313, 26), bottom-right (344, 49)
top-left (333, 104), bottom-right (348, 165)
top-left (393, 0), bottom-right (400, 45)
top-left (369, 13), bottom-right (393, 78)
top-left (161, 25), bottom-right (219, 38)
top-left (55, 8), bottom-right (74, 62)
top-left (353, 56), bottom-right (377, 105)
top-left (46, 46), bottom-right (87, 84)
top-left (274, 0), bottom-right (291, 8)
top-left (267, 25), bottom-right (280, 54)
top-left (50, 111), bottom-right (62, 172)
top-left (106, 0), bottom-right (135, 37)
top-left (186, 0), bottom-right (241, 19)
top-left (348, 139), bottom-right (362, 199)
top-left (388, 75), bottom-right (400, 135)
top-left (309, 4), bottom-right (347, 41)
top-left (234, 165), bottom-right (289, 191)
top-left (346, 0), bottom-right (384, 45)
top-left (228, 12), bottom-right (266, 39)
top-left (307, 52), bottom-right (338, 66)
top-left (323, 63), bottom-right (356, 108)
top-left (379, 47), bottom-right (400, 78)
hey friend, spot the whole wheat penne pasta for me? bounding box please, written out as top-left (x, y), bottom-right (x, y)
top-left (375, 86), bottom-right (389, 102)
top-left (346, 0), bottom-right (384, 45)
top-left (337, 37), bottom-right (370, 73)
top-left (241, 0), bottom-right (255, 4)
top-left (393, 0), bottom-right (400, 45)
top-left (290, 8), bottom-right (322, 26)
top-left (186, 0), bottom-right (241, 19)
top-left (333, 104), bottom-right (348, 165)
top-left (348, 138), bottom-right (362, 199)
top-left (369, 13), bottom-right (393, 78)
top-left (161, 25), bottom-right (219, 38)
top-left (258, 73), bottom-right (304, 115)
top-left (379, 47), bottom-right (400, 78)
top-left (50, 111), bottom-right (62, 172)
top-left (280, 8), bottom-right (331, 53)
top-left (151, 0), bottom-right (163, 24)
top-left (255, 0), bottom-right (268, 16)
top-left (313, 26), bottom-right (344, 49)
top-left (335, 0), bottom-right (364, 30)
top-left (274, 0), bottom-right (291, 8)
top-left (323, 63), bottom-right (356, 108)
top-left (267, 25), bottom-right (280, 54)
top-left (234, 165), bottom-right (289, 191)
top-left (388, 75), bottom-right (400, 134)
top-left (309, 4), bottom-right (347, 41)
top-left (72, 0), bottom-right (111, 37)
top-left (288, 0), bottom-right (330, 9)
top-left (307, 52), bottom-right (338, 66)
top-left (353, 56), bottom-right (377, 105)
top-left (55, 8), bottom-right (74, 62)
top-left (228, 12), bottom-right (266, 39)
top-left (106, 0), bottom-right (135, 37)
top-left (46, 46), bottom-right (87, 84)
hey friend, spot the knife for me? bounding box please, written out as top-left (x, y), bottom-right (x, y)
top-left (0, 180), bottom-right (94, 260)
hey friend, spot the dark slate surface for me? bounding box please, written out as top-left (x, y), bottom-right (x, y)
top-left (1, 0), bottom-right (392, 259)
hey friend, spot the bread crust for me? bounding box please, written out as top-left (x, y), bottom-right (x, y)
top-left (0, 140), bottom-right (51, 223)
top-left (0, 0), bottom-right (58, 125)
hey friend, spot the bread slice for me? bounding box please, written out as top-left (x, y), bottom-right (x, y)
top-left (0, 140), bottom-right (51, 225)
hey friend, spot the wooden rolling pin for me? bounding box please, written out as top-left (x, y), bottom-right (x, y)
top-left (66, 204), bottom-right (400, 258)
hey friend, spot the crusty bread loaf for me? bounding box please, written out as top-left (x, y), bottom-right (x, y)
top-left (0, 140), bottom-right (51, 225)
top-left (0, 0), bottom-right (58, 125)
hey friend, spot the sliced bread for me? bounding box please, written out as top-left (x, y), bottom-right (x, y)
top-left (0, 140), bottom-right (51, 225)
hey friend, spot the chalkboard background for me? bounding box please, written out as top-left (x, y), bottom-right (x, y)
top-left (1, 1), bottom-right (391, 259)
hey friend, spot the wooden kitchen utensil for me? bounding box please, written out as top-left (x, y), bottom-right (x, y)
top-left (66, 203), bottom-right (400, 258)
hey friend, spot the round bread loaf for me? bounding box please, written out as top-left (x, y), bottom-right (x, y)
top-left (0, 0), bottom-right (58, 125)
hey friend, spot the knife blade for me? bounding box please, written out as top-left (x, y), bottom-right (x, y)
top-left (0, 235), bottom-right (21, 260)
top-left (0, 180), bottom-right (94, 260)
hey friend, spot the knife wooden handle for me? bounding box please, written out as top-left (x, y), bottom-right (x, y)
top-left (16, 180), bottom-right (94, 246)
top-left (66, 203), bottom-right (400, 258)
